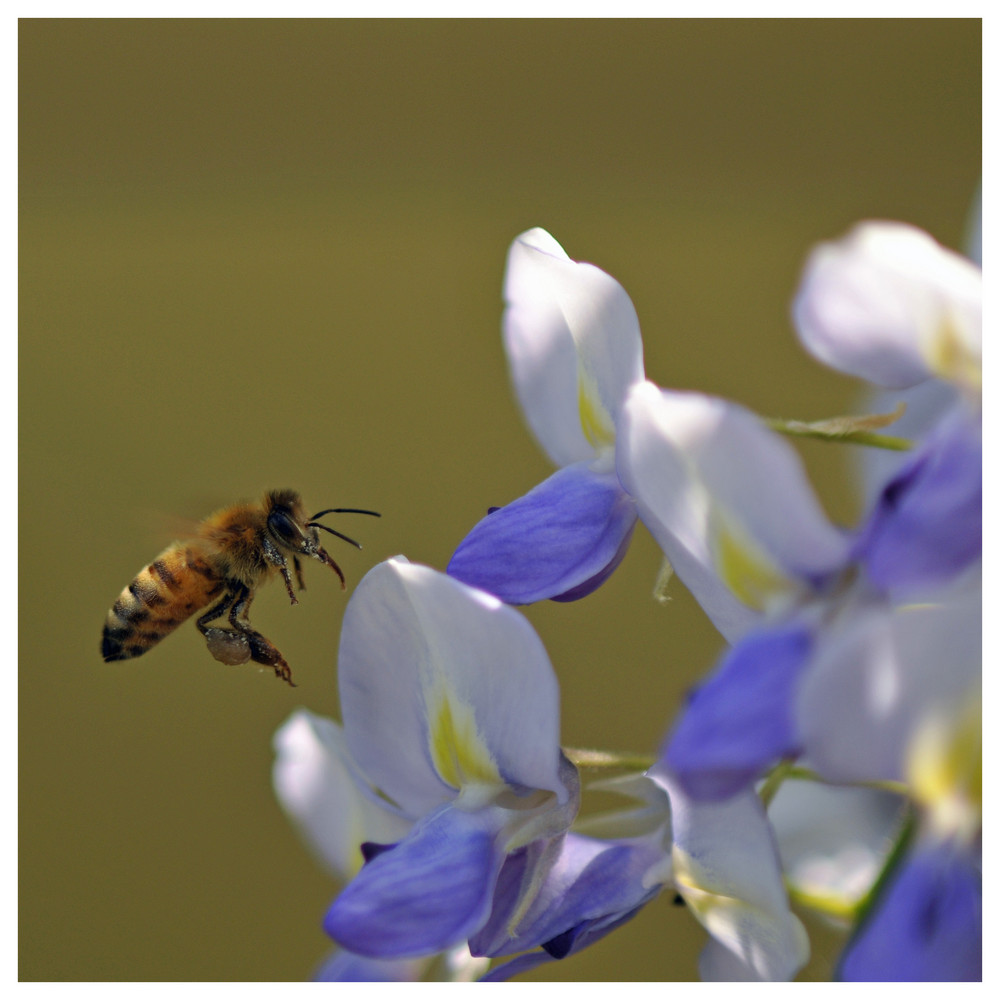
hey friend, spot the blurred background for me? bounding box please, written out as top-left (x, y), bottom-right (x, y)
top-left (19, 19), bottom-right (980, 981)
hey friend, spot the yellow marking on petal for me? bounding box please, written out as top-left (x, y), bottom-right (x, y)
top-left (577, 369), bottom-right (616, 449)
top-left (786, 883), bottom-right (861, 922)
top-left (674, 845), bottom-right (809, 972)
top-left (926, 314), bottom-right (982, 395)
top-left (672, 845), bottom-right (745, 926)
top-left (907, 694), bottom-right (981, 841)
top-left (710, 509), bottom-right (792, 612)
top-left (428, 691), bottom-right (501, 792)
top-left (674, 846), bottom-right (772, 937)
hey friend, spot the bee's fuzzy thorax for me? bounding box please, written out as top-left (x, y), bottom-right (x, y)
top-left (198, 502), bottom-right (271, 587)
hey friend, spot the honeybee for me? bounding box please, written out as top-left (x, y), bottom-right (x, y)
top-left (101, 489), bottom-right (379, 687)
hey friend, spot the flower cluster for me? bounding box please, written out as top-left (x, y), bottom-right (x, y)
top-left (273, 215), bottom-right (981, 981)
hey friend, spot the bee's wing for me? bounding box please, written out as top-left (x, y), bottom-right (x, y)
top-left (137, 502), bottom-right (217, 547)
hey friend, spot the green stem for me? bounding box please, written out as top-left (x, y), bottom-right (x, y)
top-left (764, 417), bottom-right (913, 452)
top-left (850, 804), bottom-right (917, 925)
top-left (761, 761), bottom-right (918, 933)
top-left (772, 764), bottom-right (909, 797)
top-left (759, 758), bottom-right (796, 808)
top-left (832, 805), bottom-right (917, 979)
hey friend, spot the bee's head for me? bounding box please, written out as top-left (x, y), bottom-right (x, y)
top-left (263, 490), bottom-right (313, 553)
top-left (263, 489), bottom-right (380, 584)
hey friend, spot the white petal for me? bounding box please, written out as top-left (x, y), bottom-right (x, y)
top-left (797, 584), bottom-right (981, 785)
top-left (654, 769), bottom-right (809, 981)
top-left (338, 558), bottom-right (568, 818)
top-left (440, 943), bottom-right (493, 983)
top-left (272, 709), bottom-right (412, 879)
top-left (768, 781), bottom-right (903, 910)
top-left (686, 393), bottom-right (849, 583)
top-left (503, 228), bottom-right (645, 466)
top-left (618, 382), bottom-right (757, 641)
top-left (619, 383), bottom-right (847, 640)
top-left (793, 221), bottom-right (982, 391)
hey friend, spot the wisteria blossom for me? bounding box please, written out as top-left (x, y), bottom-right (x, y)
top-left (799, 580), bottom-right (981, 980)
top-left (316, 557), bottom-right (579, 960)
top-left (793, 221), bottom-right (981, 397)
top-left (796, 219), bottom-right (982, 503)
top-left (273, 209), bottom-right (981, 982)
top-left (478, 767), bottom-right (807, 982)
top-left (619, 384), bottom-right (851, 644)
top-left (274, 559), bottom-right (806, 981)
top-left (616, 218), bottom-right (981, 979)
top-left (273, 709), bottom-right (488, 982)
top-left (447, 228), bottom-right (644, 603)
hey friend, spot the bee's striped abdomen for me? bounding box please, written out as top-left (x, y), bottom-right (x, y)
top-left (101, 543), bottom-right (226, 662)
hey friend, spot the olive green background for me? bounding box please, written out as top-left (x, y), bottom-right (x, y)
top-left (19, 19), bottom-right (980, 982)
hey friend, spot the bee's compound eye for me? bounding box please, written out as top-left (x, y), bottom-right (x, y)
top-left (267, 508), bottom-right (300, 543)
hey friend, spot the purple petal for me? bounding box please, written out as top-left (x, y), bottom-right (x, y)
top-left (858, 407), bottom-right (981, 596)
top-left (855, 381), bottom-right (961, 508)
top-left (470, 833), bottom-right (662, 959)
top-left (838, 842), bottom-right (981, 982)
top-left (314, 950), bottom-right (428, 982)
top-left (666, 624), bottom-right (814, 799)
top-left (447, 462), bottom-right (637, 604)
top-left (480, 951), bottom-right (555, 981)
top-left (479, 904), bottom-right (648, 980)
top-left (324, 805), bottom-right (505, 958)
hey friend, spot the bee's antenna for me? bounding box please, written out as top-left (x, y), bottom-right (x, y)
top-left (309, 522), bottom-right (364, 549)
top-left (310, 508), bottom-right (381, 520)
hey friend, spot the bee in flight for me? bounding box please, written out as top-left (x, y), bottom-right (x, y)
top-left (101, 489), bottom-right (379, 687)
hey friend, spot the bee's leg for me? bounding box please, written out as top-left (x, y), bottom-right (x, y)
top-left (197, 590), bottom-right (252, 665)
top-left (293, 556), bottom-right (306, 592)
top-left (227, 586), bottom-right (296, 688)
top-left (197, 590), bottom-right (237, 630)
top-left (262, 535), bottom-right (298, 605)
top-left (245, 631), bottom-right (297, 688)
top-left (228, 585), bottom-right (254, 628)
